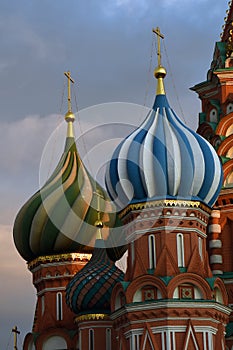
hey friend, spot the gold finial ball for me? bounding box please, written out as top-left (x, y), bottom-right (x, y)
top-left (65, 111), bottom-right (75, 122)
top-left (154, 66), bottom-right (167, 79)
top-left (95, 219), bottom-right (104, 228)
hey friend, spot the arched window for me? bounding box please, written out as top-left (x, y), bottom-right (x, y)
top-left (78, 330), bottom-right (82, 350)
top-left (106, 328), bottom-right (111, 350)
top-left (41, 295), bottom-right (45, 316)
top-left (131, 241), bottom-right (135, 266)
top-left (42, 336), bottom-right (67, 350)
top-left (227, 102), bottom-right (233, 115)
top-left (209, 108), bottom-right (218, 123)
top-left (148, 234), bottom-right (156, 269)
top-left (177, 233), bottom-right (185, 267)
top-left (56, 292), bottom-right (63, 321)
top-left (198, 237), bottom-right (203, 260)
top-left (89, 329), bottom-right (94, 350)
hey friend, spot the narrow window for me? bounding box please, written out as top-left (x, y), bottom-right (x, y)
top-left (131, 241), bottom-right (135, 266)
top-left (106, 328), bottom-right (111, 350)
top-left (130, 334), bottom-right (135, 350)
top-left (148, 234), bottom-right (156, 269)
top-left (198, 237), bottom-right (203, 260)
top-left (135, 334), bottom-right (140, 350)
top-left (78, 330), bottom-right (82, 350)
top-left (89, 329), bottom-right (94, 350)
top-left (177, 233), bottom-right (185, 267)
top-left (130, 334), bottom-right (140, 350)
top-left (56, 292), bottom-right (63, 321)
top-left (41, 295), bottom-right (45, 316)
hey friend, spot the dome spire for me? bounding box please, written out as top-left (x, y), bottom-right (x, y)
top-left (94, 189), bottom-right (104, 241)
top-left (152, 27), bottom-right (167, 95)
top-left (64, 71), bottom-right (75, 137)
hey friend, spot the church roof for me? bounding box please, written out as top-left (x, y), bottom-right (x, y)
top-left (105, 30), bottom-right (223, 210)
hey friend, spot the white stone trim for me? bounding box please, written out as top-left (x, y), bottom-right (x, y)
top-left (210, 255), bottom-right (222, 264)
top-left (209, 240), bottom-right (222, 249)
top-left (183, 324), bottom-right (199, 350)
top-left (203, 332), bottom-right (207, 350)
top-left (37, 286), bottom-right (65, 296)
top-left (152, 325), bottom-right (218, 335)
top-left (79, 324), bottom-right (113, 330)
top-left (208, 224), bottom-right (221, 233)
top-left (111, 301), bottom-right (231, 321)
top-left (212, 270), bottom-right (223, 275)
top-left (30, 259), bottom-right (88, 273)
top-left (166, 330), bottom-right (171, 350)
top-left (223, 279), bottom-right (233, 284)
top-left (210, 211), bottom-right (220, 218)
top-left (126, 226), bottom-right (207, 242)
top-left (34, 274), bottom-right (74, 285)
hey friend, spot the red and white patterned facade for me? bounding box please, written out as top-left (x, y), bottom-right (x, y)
top-left (192, 1), bottom-right (233, 348)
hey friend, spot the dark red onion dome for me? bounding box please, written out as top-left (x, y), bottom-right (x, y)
top-left (66, 237), bottom-right (124, 315)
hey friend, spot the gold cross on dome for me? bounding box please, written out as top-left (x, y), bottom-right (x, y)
top-left (64, 71), bottom-right (75, 112)
top-left (152, 27), bottom-right (164, 67)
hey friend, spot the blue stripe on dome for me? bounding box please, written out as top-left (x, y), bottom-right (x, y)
top-left (174, 116), bottom-right (222, 205)
top-left (127, 117), bottom-right (155, 199)
top-left (209, 169), bottom-right (223, 206)
top-left (106, 143), bottom-right (122, 199)
top-left (194, 133), bottom-right (219, 202)
top-left (153, 94), bottom-right (170, 110)
top-left (169, 107), bottom-right (223, 205)
top-left (164, 107), bottom-right (195, 197)
top-left (164, 108), bottom-right (222, 205)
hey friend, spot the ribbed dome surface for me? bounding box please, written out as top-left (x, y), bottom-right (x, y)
top-left (66, 239), bottom-right (124, 315)
top-left (13, 135), bottom-right (114, 262)
top-left (106, 94), bottom-right (223, 208)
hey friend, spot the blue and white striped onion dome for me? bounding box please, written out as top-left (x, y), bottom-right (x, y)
top-left (105, 74), bottom-right (223, 209)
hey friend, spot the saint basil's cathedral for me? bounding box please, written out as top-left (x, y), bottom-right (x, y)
top-left (12, 2), bottom-right (233, 349)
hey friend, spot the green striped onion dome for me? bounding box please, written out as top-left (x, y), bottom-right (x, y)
top-left (13, 115), bottom-right (116, 262)
top-left (66, 238), bottom-right (124, 315)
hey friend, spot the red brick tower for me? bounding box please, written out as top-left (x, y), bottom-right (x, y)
top-left (23, 254), bottom-right (90, 350)
top-left (191, 1), bottom-right (233, 347)
top-left (13, 72), bottom-right (115, 349)
top-left (66, 221), bottom-right (124, 350)
top-left (105, 28), bottom-right (231, 350)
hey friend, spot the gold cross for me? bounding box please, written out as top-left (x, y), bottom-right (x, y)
top-left (12, 326), bottom-right (20, 350)
top-left (152, 27), bottom-right (164, 67)
top-left (64, 71), bottom-right (75, 112)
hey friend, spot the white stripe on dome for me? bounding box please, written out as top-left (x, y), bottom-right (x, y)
top-left (142, 109), bottom-right (160, 197)
top-left (169, 109), bottom-right (205, 196)
top-left (117, 114), bottom-right (150, 201)
top-left (163, 109), bottom-right (181, 196)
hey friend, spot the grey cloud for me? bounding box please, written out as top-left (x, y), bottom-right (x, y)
top-left (0, 0), bottom-right (230, 347)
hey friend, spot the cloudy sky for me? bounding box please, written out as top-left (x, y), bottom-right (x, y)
top-left (0, 0), bottom-right (229, 348)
